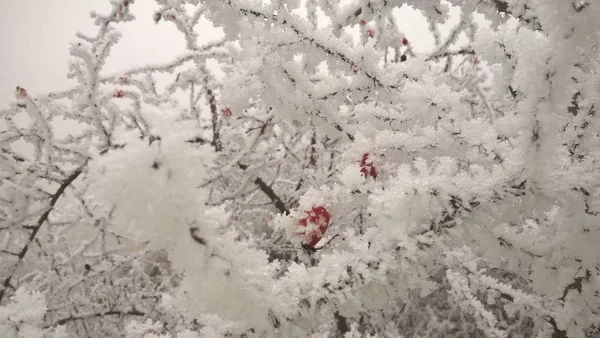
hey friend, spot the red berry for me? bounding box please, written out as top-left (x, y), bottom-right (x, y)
top-left (27, 166), bottom-right (35, 173)
top-left (222, 107), bottom-right (232, 117)
top-left (359, 19), bottom-right (367, 26)
top-left (360, 153), bottom-right (377, 179)
top-left (114, 89), bottom-right (125, 98)
top-left (366, 28), bottom-right (374, 37)
top-left (402, 37), bottom-right (409, 46)
top-left (16, 86), bottom-right (27, 98)
top-left (298, 206), bottom-right (330, 247)
top-left (473, 57), bottom-right (479, 65)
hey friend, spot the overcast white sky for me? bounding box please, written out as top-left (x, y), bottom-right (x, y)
top-left (0, 1), bottom-right (457, 110)
top-left (0, 1), bottom-right (192, 109)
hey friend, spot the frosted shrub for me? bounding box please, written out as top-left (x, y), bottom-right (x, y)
top-left (1, 0), bottom-right (599, 337)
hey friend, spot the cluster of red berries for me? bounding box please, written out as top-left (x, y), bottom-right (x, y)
top-left (296, 153), bottom-right (377, 247)
top-left (359, 20), bottom-right (374, 38)
top-left (359, 19), bottom-right (410, 46)
top-left (153, 11), bottom-right (174, 23)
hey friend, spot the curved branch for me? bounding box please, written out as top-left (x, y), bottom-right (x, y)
top-left (0, 165), bottom-right (85, 303)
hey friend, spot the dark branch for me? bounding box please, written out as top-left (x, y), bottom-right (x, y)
top-left (253, 175), bottom-right (290, 215)
top-left (236, 162), bottom-right (290, 215)
top-left (207, 88), bottom-right (223, 152)
top-left (0, 166), bottom-right (85, 303)
top-left (190, 226), bottom-right (207, 245)
top-left (560, 269), bottom-right (591, 301)
top-left (186, 136), bottom-right (210, 144)
top-left (491, 1), bottom-right (543, 31)
top-left (51, 309), bottom-right (146, 326)
top-left (231, 1), bottom-right (389, 88)
top-left (426, 49), bottom-right (475, 61)
top-left (334, 311), bottom-right (350, 335)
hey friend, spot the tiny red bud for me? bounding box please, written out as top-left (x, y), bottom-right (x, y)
top-left (123, 0), bottom-right (129, 6)
top-left (366, 28), bottom-right (374, 37)
top-left (360, 153), bottom-right (377, 179)
top-left (114, 89), bottom-right (125, 98)
top-left (27, 166), bottom-right (35, 173)
top-left (359, 19), bottom-right (367, 26)
top-left (153, 12), bottom-right (162, 23)
top-left (222, 107), bottom-right (232, 117)
top-left (402, 37), bottom-right (409, 46)
top-left (16, 86), bottom-right (27, 98)
top-left (473, 57), bottom-right (479, 64)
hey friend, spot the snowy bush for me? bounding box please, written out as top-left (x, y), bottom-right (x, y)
top-left (1, 0), bottom-right (600, 337)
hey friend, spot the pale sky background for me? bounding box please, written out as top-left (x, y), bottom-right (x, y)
top-left (0, 1), bottom-right (191, 109)
top-left (0, 1), bottom-right (456, 110)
